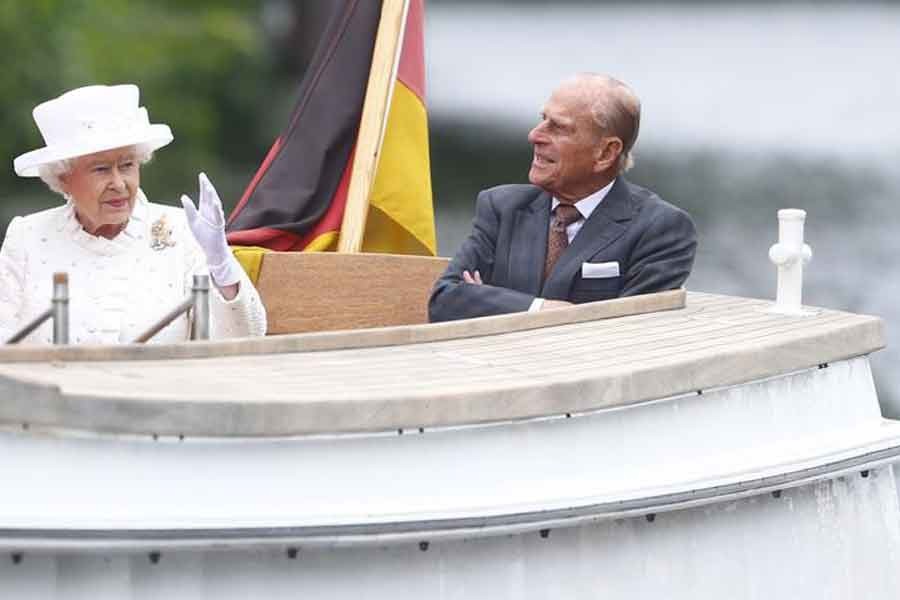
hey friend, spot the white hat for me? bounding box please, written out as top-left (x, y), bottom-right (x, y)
top-left (13, 84), bottom-right (173, 177)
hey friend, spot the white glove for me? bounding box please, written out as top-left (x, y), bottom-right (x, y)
top-left (181, 172), bottom-right (242, 287)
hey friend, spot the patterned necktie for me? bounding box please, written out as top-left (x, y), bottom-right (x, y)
top-left (543, 203), bottom-right (582, 282)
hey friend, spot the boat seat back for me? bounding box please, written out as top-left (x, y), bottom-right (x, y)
top-left (255, 252), bottom-right (450, 334)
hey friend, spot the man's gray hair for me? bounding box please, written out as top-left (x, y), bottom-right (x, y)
top-left (38, 144), bottom-right (155, 196)
top-left (574, 73), bottom-right (641, 173)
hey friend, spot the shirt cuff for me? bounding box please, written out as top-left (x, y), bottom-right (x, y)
top-left (528, 297), bottom-right (544, 312)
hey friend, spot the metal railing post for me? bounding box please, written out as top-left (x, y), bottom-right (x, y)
top-left (191, 275), bottom-right (210, 341)
top-left (52, 272), bottom-right (69, 345)
top-left (6, 272), bottom-right (214, 346)
top-left (4, 273), bottom-right (68, 345)
top-left (134, 275), bottom-right (212, 344)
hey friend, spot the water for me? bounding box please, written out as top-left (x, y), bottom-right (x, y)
top-left (424, 2), bottom-right (900, 413)
top-left (427, 3), bottom-right (900, 157)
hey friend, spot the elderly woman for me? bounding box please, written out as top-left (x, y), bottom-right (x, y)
top-left (0, 84), bottom-right (267, 344)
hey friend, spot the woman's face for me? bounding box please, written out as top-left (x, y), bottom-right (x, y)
top-left (60, 146), bottom-right (140, 238)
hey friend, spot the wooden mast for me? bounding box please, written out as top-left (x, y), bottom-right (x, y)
top-left (337, 0), bottom-right (411, 253)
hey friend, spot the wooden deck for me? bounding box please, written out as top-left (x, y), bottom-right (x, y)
top-left (0, 292), bottom-right (883, 437)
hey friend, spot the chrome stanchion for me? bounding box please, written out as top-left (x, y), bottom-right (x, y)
top-left (133, 297), bottom-right (192, 343)
top-left (190, 274), bottom-right (210, 341)
top-left (5, 308), bottom-right (52, 344)
top-left (133, 274), bottom-right (212, 344)
top-left (5, 272), bottom-right (68, 345)
top-left (52, 272), bottom-right (69, 344)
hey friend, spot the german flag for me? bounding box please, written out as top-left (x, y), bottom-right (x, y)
top-left (226, 0), bottom-right (436, 274)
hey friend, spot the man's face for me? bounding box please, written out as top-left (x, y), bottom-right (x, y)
top-left (527, 84), bottom-right (604, 202)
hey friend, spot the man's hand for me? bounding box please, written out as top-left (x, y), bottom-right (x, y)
top-left (541, 299), bottom-right (573, 310)
top-left (461, 270), bottom-right (570, 311)
top-left (462, 270), bottom-right (483, 285)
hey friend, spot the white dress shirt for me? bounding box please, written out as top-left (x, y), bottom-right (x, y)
top-left (0, 190), bottom-right (267, 345)
top-left (529, 179), bottom-right (616, 311)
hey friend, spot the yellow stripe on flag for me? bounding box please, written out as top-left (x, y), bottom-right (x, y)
top-left (364, 81), bottom-right (436, 256)
top-left (304, 231), bottom-right (339, 252)
top-left (230, 246), bottom-right (269, 284)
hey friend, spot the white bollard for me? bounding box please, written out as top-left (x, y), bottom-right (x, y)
top-left (768, 209), bottom-right (813, 315)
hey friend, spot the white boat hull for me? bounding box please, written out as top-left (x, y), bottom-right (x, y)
top-left (2, 356), bottom-right (900, 598)
top-left (2, 472), bottom-right (899, 599)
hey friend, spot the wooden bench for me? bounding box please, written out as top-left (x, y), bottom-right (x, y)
top-left (255, 252), bottom-right (450, 334)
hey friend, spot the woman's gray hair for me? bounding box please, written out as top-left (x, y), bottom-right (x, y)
top-left (38, 143), bottom-right (155, 196)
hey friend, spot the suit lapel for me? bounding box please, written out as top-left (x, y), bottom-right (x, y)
top-left (508, 191), bottom-right (551, 295)
top-left (542, 178), bottom-right (634, 296)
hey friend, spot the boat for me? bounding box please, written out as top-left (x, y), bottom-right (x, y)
top-left (3, 2), bottom-right (898, 595)
top-left (2, 214), bottom-right (900, 597)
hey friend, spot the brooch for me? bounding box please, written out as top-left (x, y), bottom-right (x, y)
top-left (150, 215), bottom-right (176, 251)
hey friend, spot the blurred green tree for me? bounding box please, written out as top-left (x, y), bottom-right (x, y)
top-left (0, 0), bottom-right (281, 234)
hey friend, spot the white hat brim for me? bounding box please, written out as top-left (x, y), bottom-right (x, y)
top-left (13, 124), bottom-right (174, 177)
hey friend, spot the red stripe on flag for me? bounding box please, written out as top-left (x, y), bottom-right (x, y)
top-left (227, 136), bottom-right (284, 227)
top-left (296, 146), bottom-right (356, 250)
top-left (227, 144), bottom-right (356, 251)
top-left (396, 0), bottom-right (425, 102)
top-left (225, 227), bottom-right (302, 251)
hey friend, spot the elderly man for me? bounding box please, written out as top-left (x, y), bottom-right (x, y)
top-left (428, 73), bottom-right (697, 322)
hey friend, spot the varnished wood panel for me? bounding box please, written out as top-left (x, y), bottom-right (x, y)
top-left (256, 252), bottom-right (449, 334)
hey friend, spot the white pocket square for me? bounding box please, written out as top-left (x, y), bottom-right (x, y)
top-left (582, 261), bottom-right (620, 278)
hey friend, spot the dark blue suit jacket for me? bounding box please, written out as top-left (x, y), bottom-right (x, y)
top-left (428, 177), bottom-right (697, 322)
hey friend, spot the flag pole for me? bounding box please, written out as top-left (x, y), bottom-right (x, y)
top-left (337, 0), bottom-right (412, 253)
